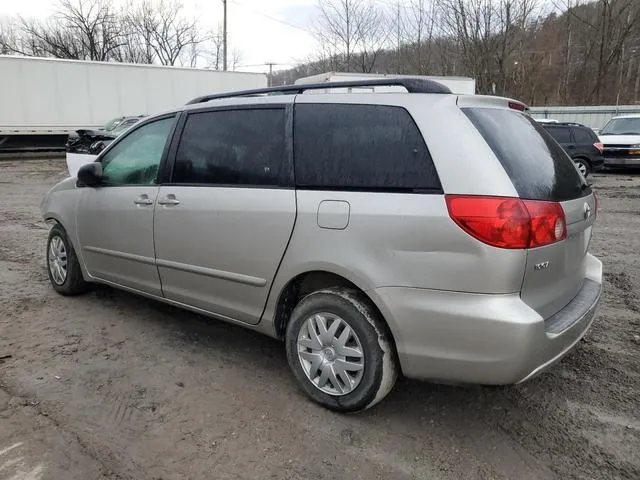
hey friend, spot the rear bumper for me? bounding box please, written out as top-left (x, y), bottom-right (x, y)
top-left (370, 254), bottom-right (602, 384)
top-left (590, 157), bottom-right (605, 170)
top-left (603, 157), bottom-right (640, 168)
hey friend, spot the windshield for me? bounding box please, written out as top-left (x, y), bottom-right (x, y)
top-left (104, 117), bottom-right (124, 132)
top-left (111, 120), bottom-right (139, 136)
top-left (600, 117), bottom-right (640, 135)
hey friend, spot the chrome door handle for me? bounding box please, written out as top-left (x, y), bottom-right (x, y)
top-left (134, 195), bottom-right (154, 205)
top-left (158, 195), bottom-right (180, 206)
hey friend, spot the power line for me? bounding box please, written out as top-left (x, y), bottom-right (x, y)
top-left (235, 62), bottom-right (294, 68)
top-left (228, 0), bottom-right (312, 34)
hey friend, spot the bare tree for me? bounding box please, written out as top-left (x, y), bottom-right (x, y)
top-left (574, 0), bottom-right (640, 103)
top-left (313, 0), bottom-right (387, 73)
top-left (0, 0), bottom-right (121, 60)
top-left (400, 0), bottom-right (439, 74)
top-left (231, 48), bottom-right (243, 71)
top-left (203, 25), bottom-right (225, 70)
top-left (437, 0), bottom-right (538, 95)
top-left (56, 0), bottom-right (123, 60)
top-left (0, 17), bottom-right (21, 55)
top-left (119, 2), bottom-right (156, 64)
top-left (125, 0), bottom-right (204, 66)
top-left (387, 1), bottom-right (405, 74)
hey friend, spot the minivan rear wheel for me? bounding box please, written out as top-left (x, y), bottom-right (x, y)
top-left (285, 288), bottom-right (398, 412)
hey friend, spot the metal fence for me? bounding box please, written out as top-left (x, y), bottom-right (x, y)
top-left (529, 105), bottom-right (640, 129)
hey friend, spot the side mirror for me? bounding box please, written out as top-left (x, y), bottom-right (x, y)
top-left (77, 162), bottom-right (103, 187)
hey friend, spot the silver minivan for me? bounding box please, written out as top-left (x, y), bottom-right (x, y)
top-left (41, 79), bottom-right (602, 412)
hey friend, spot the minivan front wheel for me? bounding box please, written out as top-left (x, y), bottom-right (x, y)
top-left (285, 288), bottom-right (398, 412)
top-left (574, 158), bottom-right (590, 177)
top-left (46, 224), bottom-right (88, 296)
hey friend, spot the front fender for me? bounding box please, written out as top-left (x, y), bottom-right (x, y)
top-left (41, 178), bottom-right (87, 276)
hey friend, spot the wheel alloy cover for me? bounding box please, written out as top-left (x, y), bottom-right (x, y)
top-left (48, 236), bottom-right (68, 285)
top-left (297, 312), bottom-right (365, 396)
top-left (576, 161), bottom-right (587, 177)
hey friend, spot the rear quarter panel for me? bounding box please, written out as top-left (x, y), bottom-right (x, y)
top-left (262, 190), bottom-right (528, 328)
top-left (262, 94), bottom-right (528, 328)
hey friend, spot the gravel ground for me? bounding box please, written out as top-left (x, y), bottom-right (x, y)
top-left (0, 159), bottom-right (638, 480)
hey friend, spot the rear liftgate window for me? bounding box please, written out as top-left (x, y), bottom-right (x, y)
top-left (463, 108), bottom-right (590, 201)
top-left (294, 104), bottom-right (441, 192)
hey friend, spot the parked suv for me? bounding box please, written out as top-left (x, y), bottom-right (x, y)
top-left (41, 79), bottom-right (602, 412)
top-left (541, 122), bottom-right (604, 177)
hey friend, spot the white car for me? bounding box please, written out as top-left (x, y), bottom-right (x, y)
top-left (598, 114), bottom-right (640, 169)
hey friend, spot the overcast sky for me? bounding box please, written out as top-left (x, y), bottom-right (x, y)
top-left (0, 0), bottom-right (321, 73)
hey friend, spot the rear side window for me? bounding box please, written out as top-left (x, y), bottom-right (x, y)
top-left (294, 104), bottom-right (441, 192)
top-left (544, 126), bottom-right (572, 143)
top-left (571, 126), bottom-right (597, 144)
top-left (464, 108), bottom-right (589, 201)
top-left (172, 108), bottom-right (290, 187)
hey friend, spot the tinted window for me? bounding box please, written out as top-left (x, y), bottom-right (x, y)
top-left (544, 126), bottom-right (572, 143)
top-left (294, 104), bottom-right (440, 191)
top-left (571, 126), bottom-right (597, 144)
top-left (172, 109), bottom-right (288, 186)
top-left (464, 108), bottom-right (589, 201)
top-left (100, 117), bottom-right (174, 186)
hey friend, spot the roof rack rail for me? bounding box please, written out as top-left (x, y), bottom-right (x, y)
top-left (186, 78), bottom-right (452, 105)
top-left (543, 121), bottom-right (587, 127)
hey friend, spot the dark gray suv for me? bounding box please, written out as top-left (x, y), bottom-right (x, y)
top-left (542, 122), bottom-right (604, 177)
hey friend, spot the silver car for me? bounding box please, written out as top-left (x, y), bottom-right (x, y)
top-left (41, 79), bottom-right (602, 412)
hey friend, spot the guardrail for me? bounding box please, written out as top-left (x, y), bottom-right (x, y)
top-left (529, 105), bottom-right (640, 129)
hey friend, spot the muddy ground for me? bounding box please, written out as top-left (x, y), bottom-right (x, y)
top-left (0, 159), bottom-right (638, 480)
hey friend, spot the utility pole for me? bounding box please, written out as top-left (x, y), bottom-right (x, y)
top-left (222, 0), bottom-right (228, 71)
top-left (266, 62), bottom-right (275, 87)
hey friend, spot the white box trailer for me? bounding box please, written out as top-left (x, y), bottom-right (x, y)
top-left (0, 55), bottom-right (267, 135)
top-left (294, 72), bottom-right (476, 95)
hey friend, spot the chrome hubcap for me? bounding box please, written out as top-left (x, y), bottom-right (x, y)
top-left (297, 312), bottom-right (364, 396)
top-left (48, 236), bottom-right (67, 285)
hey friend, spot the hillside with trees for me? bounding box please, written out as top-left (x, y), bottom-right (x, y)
top-left (276, 0), bottom-right (640, 106)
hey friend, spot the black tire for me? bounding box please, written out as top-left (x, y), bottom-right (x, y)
top-left (574, 157), bottom-right (591, 178)
top-left (46, 224), bottom-right (88, 296)
top-left (285, 288), bottom-right (398, 412)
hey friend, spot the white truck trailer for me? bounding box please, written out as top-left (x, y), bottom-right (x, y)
top-left (294, 72), bottom-right (476, 95)
top-left (0, 55), bottom-right (267, 136)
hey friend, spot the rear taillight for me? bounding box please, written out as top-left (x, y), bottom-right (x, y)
top-left (594, 142), bottom-right (604, 153)
top-left (508, 101), bottom-right (527, 112)
top-left (446, 195), bottom-right (567, 249)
